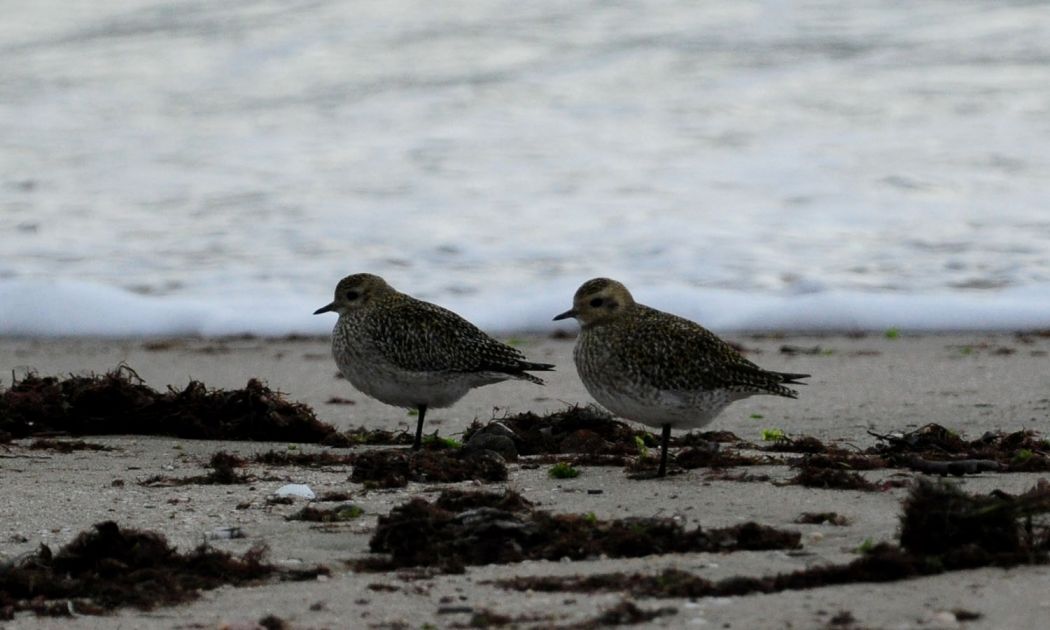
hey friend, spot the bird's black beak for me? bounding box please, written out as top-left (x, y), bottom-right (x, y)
top-left (313, 302), bottom-right (335, 315)
top-left (552, 308), bottom-right (577, 321)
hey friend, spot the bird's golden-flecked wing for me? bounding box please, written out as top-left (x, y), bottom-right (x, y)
top-left (607, 306), bottom-right (804, 396)
top-left (363, 298), bottom-right (554, 379)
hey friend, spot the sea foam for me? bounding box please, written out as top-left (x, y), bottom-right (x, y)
top-left (2, 279), bottom-right (1048, 338)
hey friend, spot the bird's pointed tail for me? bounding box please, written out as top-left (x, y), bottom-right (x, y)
top-left (516, 361), bottom-right (555, 385)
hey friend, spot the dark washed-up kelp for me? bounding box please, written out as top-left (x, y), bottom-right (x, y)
top-left (494, 479), bottom-right (1050, 597)
top-left (356, 489), bottom-right (801, 573)
top-left (0, 521), bottom-right (327, 618)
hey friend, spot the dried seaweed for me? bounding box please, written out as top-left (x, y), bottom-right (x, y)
top-left (349, 449), bottom-right (507, 488)
top-left (463, 406), bottom-right (650, 458)
top-left (494, 479), bottom-right (1050, 598)
top-left (0, 368), bottom-right (334, 443)
top-left (28, 439), bottom-right (114, 453)
top-left (140, 451), bottom-right (250, 486)
top-left (0, 521), bottom-right (327, 617)
top-left (869, 424), bottom-right (1050, 473)
top-left (253, 450), bottom-right (355, 467)
top-left (357, 489), bottom-right (800, 573)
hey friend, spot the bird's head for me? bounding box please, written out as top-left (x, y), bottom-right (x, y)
top-left (553, 277), bottom-right (635, 327)
top-left (314, 273), bottom-right (395, 316)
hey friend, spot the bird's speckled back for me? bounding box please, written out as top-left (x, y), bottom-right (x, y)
top-left (575, 303), bottom-right (799, 397)
top-left (334, 292), bottom-right (537, 377)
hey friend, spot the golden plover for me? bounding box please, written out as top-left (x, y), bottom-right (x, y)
top-left (554, 278), bottom-right (808, 477)
top-left (315, 273), bottom-right (555, 449)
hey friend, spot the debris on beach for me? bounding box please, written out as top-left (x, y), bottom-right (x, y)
top-left (549, 461), bottom-right (581, 479)
top-left (703, 470), bottom-right (773, 483)
top-left (0, 521), bottom-right (327, 617)
top-left (763, 434), bottom-right (829, 453)
top-left (336, 426), bottom-right (415, 447)
top-left (349, 449), bottom-right (507, 488)
top-left (0, 368), bottom-right (438, 447)
top-left (671, 446), bottom-right (768, 470)
top-left (792, 452), bottom-right (889, 471)
top-left (434, 488), bottom-right (534, 513)
top-left (786, 466), bottom-right (879, 491)
top-left (466, 407), bottom-right (776, 475)
top-left (676, 430), bottom-right (749, 445)
top-left (493, 478), bottom-right (1050, 597)
top-left (287, 504), bottom-right (364, 523)
top-left (206, 526), bottom-right (246, 541)
top-left (273, 483), bottom-right (317, 500)
top-left (462, 422), bottom-right (520, 460)
top-left (795, 512), bottom-right (851, 526)
top-left (462, 405), bottom-right (651, 458)
top-left (0, 367), bottom-right (334, 443)
top-left (357, 489), bottom-right (801, 573)
top-left (869, 423), bottom-right (1050, 473)
top-left (870, 423), bottom-right (968, 453)
top-left (27, 439), bottom-right (115, 453)
top-left (904, 457), bottom-right (1002, 476)
top-left (453, 608), bottom-right (552, 628)
top-left (140, 451), bottom-right (250, 486)
top-left (778, 344), bottom-right (828, 356)
top-left (898, 477), bottom-right (1050, 556)
top-left (572, 600), bottom-right (678, 628)
top-left (257, 615), bottom-right (291, 630)
top-left (622, 436), bottom-right (769, 477)
top-left (253, 450), bottom-right (355, 467)
top-left (757, 424), bottom-right (1050, 488)
top-left (316, 490), bottom-right (354, 502)
top-left (783, 458), bottom-right (910, 492)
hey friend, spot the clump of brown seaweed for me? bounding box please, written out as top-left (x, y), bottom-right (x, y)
top-left (357, 489), bottom-right (801, 573)
top-left (493, 478), bottom-right (1050, 597)
top-left (349, 449), bottom-right (507, 488)
top-left (0, 367), bottom-right (333, 443)
top-left (0, 521), bottom-right (327, 618)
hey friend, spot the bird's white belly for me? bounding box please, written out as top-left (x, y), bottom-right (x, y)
top-left (335, 355), bottom-right (475, 409)
top-left (585, 381), bottom-right (744, 431)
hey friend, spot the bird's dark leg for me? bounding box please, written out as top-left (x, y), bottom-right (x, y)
top-left (657, 424), bottom-right (671, 477)
top-left (413, 404), bottom-right (427, 451)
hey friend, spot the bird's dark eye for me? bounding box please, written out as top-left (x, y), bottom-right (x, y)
top-left (589, 297), bottom-right (604, 308)
top-left (345, 290), bottom-right (360, 301)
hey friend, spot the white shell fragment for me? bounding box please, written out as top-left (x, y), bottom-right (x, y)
top-left (274, 484), bottom-right (316, 500)
top-left (207, 526), bottom-right (246, 540)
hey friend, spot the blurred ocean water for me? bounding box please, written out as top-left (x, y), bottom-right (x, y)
top-left (2, 0), bottom-right (1050, 336)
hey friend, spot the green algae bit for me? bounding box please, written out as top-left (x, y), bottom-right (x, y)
top-left (549, 462), bottom-right (580, 479)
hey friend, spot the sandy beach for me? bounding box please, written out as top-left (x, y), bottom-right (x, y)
top-left (2, 332), bottom-right (1050, 629)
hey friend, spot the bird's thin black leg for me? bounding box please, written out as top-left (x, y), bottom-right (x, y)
top-left (413, 405), bottom-right (427, 451)
top-left (657, 424), bottom-right (671, 477)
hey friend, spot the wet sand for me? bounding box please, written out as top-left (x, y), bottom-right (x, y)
top-left (2, 333), bottom-right (1049, 629)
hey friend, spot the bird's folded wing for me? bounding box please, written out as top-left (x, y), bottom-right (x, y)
top-left (612, 311), bottom-right (769, 391)
top-left (365, 301), bottom-right (529, 374)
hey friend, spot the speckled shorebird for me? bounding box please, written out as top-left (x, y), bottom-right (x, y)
top-left (315, 273), bottom-right (555, 450)
top-left (554, 278), bottom-right (808, 477)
